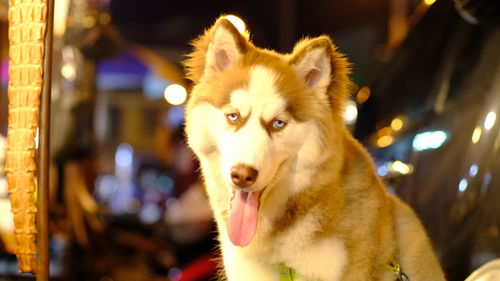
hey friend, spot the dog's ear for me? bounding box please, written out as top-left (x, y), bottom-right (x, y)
top-left (290, 36), bottom-right (351, 109)
top-left (184, 16), bottom-right (249, 84)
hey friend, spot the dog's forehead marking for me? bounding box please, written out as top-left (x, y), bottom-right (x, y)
top-left (230, 89), bottom-right (251, 117)
top-left (228, 66), bottom-right (287, 121)
top-left (248, 66), bottom-right (276, 98)
top-left (250, 66), bottom-right (286, 120)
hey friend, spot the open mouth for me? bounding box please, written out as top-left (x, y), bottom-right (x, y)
top-left (227, 188), bottom-right (264, 247)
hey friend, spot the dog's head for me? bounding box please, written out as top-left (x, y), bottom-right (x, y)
top-left (184, 16), bottom-right (351, 247)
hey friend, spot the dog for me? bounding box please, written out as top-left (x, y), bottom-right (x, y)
top-left (183, 15), bottom-right (446, 281)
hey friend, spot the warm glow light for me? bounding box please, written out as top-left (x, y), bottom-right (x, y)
top-left (344, 100), bottom-right (358, 125)
top-left (424, 0), bottom-right (436, 6)
top-left (54, 0), bottom-right (70, 36)
top-left (356, 86), bottom-right (371, 104)
top-left (0, 200), bottom-right (14, 234)
top-left (99, 12), bottom-right (112, 25)
top-left (164, 84), bottom-right (187, 106)
top-left (61, 63), bottom-right (76, 81)
top-left (226, 15), bottom-right (246, 34)
top-left (377, 135), bottom-right (394, 147)
top-left (484, 111), bottom-right (497, 130)
top-left (35, 127), bottom-right (39, 149)
top-left (412, 130), bottom-right (448, 151)
top-left (377, 126), bottom-right (393, 137)
top-left (391, 117), bottom-right (403, 131)
top-left (472, 127), bottom-right (482, 144)
top-left (391, 160), bottom-right (413, 175)
top-left (83, 16), bottom-right (97, 28)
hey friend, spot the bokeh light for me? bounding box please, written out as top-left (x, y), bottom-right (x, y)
top-left (484, 111), bottom-right (497, 130)
top-left (392, 160), bottom-right (413, 175)
top-left (472, 127), bottom-right (482, 144)
top-left (344, 100), bottom-right (358, 125)
top-left (377, 135), bottom-right (394, 147)
top-left (164, 84), bottom-right (187, 105)
top-left (469, 164), bottom-right (478, 177)
top-left (61, 63), bottom-right (76, 81)
top-left (356, 86), bottom-right (371, 104)
top-left (225, 15), bottom-right (246, 34)
top-left (458, 178), bottom-right (468, 192)
top-left (412, 130), bottom-right (448, 151)
top-left (391, 117), bottom-right (403, 131)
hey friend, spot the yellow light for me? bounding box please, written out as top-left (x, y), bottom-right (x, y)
top-left (472, 127), bottom-right (482, 144)
top-left (61, 63), bottom-right (76, 81)
top-left (35, 127), bottom-right (39, 149)
top-left (344, 100), bottom-right (358, 125)
top-left (377, 126), bottom-right (393, 137)
top-left (484, 111), bottom-right (497, 130)
top-left (392, 161), bottom-right (413, 175)
top-left (54, 0), bottom-right (70, 36)
top-left (377, 135), bottom-right (394, 147)
top-left (0, 200), bottom-right (14, 234)
top-left (356, 86), bottom-right (371, 104)
top-left (225, 15), bottom-right (246, 34)
top-left (99, 12), bottom-right (112, 25)
top-left (82, 16), bottom-right (96, 29)
top-left (164, 84), bottom-right (187, 106)
top-left (391, 117), bottom-right (403, 131)
top-left (424, 0), bottom-right (436, 6)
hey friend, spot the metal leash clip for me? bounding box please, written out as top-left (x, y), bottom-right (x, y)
top-left (390, 260), bottom-right (409, 281)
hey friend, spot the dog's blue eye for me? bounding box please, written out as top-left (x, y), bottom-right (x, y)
top-left (271, 119), bottom-right (287, 130)
top-left (226, 113), bottom-right (240, 123)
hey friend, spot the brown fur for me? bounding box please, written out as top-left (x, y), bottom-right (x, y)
top-left (184, 16), bottom-right (447, 281)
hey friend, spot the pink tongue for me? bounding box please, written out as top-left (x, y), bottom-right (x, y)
top-left (228, 190), bottom-right (259, 247)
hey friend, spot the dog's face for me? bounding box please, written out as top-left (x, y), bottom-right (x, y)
top-left (184, 16), bottom-right (351, 247)
top-left (214, 65), bottom-right (309, 192)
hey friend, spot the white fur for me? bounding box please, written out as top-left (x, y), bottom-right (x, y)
top-left (186, 64), bottom-right (344, 281)
top-left (248, 66), bottom-right (288, 121)
top-left (290, 123), bottom-right (327, 193)
top-left (221, 211), bottom-right (347, 281)
top-left (229, 89), bottom-right (251, 118)
top-left (185, 103), bottom-right (224, 157)
top-left (221, 233), bottom-right (280, 281)
top-left (219, 66), bottom-right (291, 192)
top-left (285, 237), bottom-right (347, 281)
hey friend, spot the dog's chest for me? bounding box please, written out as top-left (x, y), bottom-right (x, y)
top-left (233, 236), bottom-right (347, 281)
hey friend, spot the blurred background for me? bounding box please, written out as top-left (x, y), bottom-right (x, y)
top-left (0, 0), bottom-right (499, 280)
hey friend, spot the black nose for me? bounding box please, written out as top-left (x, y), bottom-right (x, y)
top-left (230, 164), bottom-right (259, 188)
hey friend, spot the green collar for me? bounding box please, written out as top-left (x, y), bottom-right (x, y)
top-left (278, 264), bottom-right (306, 281)
top-left (278, 260), bottom-right (409, 281)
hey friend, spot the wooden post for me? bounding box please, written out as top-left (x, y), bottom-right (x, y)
top-left (37, 0), bottom-right (54, 279)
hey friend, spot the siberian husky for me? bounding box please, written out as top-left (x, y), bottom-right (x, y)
top-left (183, 16), bottom-right (446, 281)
